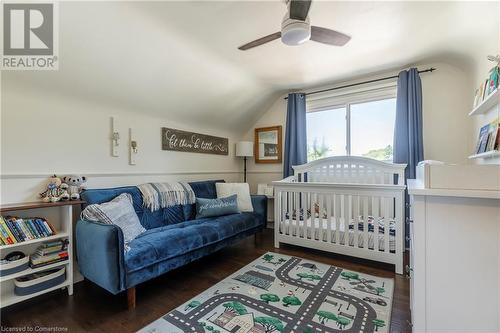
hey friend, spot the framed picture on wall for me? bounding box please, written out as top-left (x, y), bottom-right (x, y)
top-left (254, 126), bottom-right (282, 164)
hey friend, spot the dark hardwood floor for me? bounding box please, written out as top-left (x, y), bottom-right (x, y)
top-left (1, 229), bottom-right (411, 332)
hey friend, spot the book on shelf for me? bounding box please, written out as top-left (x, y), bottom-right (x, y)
top-left (0, 216), bottom-right (56, 244)
top-left (475, 118), bottom-right (500, 155)
top-left (473, 65), bottom-right (499, 107)
top-left (476, 124), bottom-right (491, 154)
top-left (482, 79), bottom-right (490, 101)
top-left (486, 123), bottom-right (499, 152)
top-left (29, 239), bottom-right (69, 268)
top-left (488, 65), bottom-right (499, 96)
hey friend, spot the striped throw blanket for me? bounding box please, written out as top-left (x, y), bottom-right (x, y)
top-left (137, 182), bottom-right (195, 212)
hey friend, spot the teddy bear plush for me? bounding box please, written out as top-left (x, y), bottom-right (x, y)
top-left (40, 175), bottom-right (69, 202)
top-left (61, 175), bottom-right (87, 200)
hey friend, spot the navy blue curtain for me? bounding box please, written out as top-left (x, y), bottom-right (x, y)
top-left (394, 68), bottom-right (424, 247)
top-left (283, 93), bottom-right (307, 178)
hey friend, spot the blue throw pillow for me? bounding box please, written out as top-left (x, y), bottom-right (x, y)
top-left (195, 194), bottom-right (240, 219)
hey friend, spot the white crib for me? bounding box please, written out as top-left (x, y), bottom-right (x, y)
top-left (273, 156), bottom-right (407, 274)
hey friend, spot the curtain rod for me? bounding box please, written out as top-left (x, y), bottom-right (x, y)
top-left (284, 67), bottom-right (436, 100)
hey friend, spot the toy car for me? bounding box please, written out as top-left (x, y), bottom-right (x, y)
top-left (363, 296), bottom-right (387, 306)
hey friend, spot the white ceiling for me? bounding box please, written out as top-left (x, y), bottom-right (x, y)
top-left (3, 1), bottom-right (499, 133)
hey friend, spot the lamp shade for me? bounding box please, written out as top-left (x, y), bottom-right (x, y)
top-left (235, 141), bottom-right (254, 157)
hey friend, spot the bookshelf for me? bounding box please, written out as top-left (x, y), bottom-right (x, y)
top-left (469, 89), bottom-right (499, 116)
top-left (0, 200), bottom-right (83, 308)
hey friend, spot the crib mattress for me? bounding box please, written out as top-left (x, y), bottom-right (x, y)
top-left (279, 217), bottom-right (396, 253)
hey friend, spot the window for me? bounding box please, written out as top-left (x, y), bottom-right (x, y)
top-left (307, 90), bottom-right (396, 162)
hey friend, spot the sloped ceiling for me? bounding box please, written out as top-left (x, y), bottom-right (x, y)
top-left (2, 1), bottom-right (499, 133)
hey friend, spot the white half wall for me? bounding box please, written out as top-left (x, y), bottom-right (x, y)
top-left (241, 62), bottom-right (474, 192)
top-left (0, 85), bottom-right (242, 204)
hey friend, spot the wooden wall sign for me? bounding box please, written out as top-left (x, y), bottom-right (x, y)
top-left (161, 127), bottom-right (228, 155)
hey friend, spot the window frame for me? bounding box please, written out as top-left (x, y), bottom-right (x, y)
top-left (306, 86), bottom-right (397, 158)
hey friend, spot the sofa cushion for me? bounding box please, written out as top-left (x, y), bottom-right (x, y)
top-left (183, 179), bottom-right (225, 220)
top-left (81, 180), bottom-right (225, 230)
top-left (195, 195), bottom-right (240, 219)
top-left (81, 193), bottom-right (145, 249)
top-left (124, 212), bottom-right (260, 273)
top-left (216, 183), bottom-right (253, 212)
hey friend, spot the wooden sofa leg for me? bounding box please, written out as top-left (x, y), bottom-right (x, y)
top-left (127, 287), bottom-right (136, 309)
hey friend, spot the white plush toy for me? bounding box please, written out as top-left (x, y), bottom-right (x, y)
top-left (61, 175), bottom-right (87, 200)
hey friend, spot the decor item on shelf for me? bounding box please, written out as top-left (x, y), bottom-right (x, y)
top-left (61, 175), bottom-right (87, 200)
top-left (215, 183), bottom-right (254, 212)
top-left (39, 175), bottom-right (69, 203)
top-left (235, 141), bottom-right (254, 182)
top-left (255, 126), bottom-right (282, 164)
top-left (0, 251), bottom-right (28, 277)
top-left (139, 252), bottom-right (393, 333)
top-left (161, 127), bottom-right (228, 155)
top-left (195, 195), bottom-right (240, 219)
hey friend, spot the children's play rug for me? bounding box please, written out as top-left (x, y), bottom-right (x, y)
top-left (138, 252), bottom-right (393, 333)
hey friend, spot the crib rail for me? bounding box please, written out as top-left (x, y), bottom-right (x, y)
top-left (272, 181), bottom-right (405, 274)
top-left (292, 156), bottom-right (407, 185)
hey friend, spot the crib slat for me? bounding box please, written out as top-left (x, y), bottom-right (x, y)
top-left (335, 194), bottom-right (342, 244)
top-left (380, 196), bottom-right (386, 252)
top-left (287, 191), bottom-right (293, 236)
top-left (373, 196), bottom-right (379, 251)
top-left (384, 197), bottom-right (390, 253)
top-left (294, 191), bottom-right (300, 238)
top-left (281, 191), bottom-right (285, 235)
top-left (344, 194), bottom-right (350, 247)
top-left (320, 194), bottom-right (326, 241)
top-left (311, 192), bottom-right (316, 240)
top-left (363, 196), bottom-right (369, 249)
top-left (326, 194), bottom-right (332, 243)
top-left (353, 195), bottom-right (359, 248)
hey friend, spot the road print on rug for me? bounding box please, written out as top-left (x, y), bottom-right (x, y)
top-left (138, 252), bottom-right (393, 333)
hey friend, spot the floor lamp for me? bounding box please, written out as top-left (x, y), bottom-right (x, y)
top-left (236, 141), bottom-right (253, 182)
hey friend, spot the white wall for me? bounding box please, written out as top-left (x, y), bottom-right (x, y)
top-left (241, 62), bottom-right (473, 193)
top-left (0, 85), bottom-right (243, 204)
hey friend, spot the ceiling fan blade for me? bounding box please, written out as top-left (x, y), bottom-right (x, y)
top-left (238, 32), bottom-right (282, 50)
top-left (310, 26), bottom-right (351, 46)
top-left (289, 0), bottom-right (312, 21)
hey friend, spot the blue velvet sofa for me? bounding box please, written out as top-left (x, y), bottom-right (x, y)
top-left (75, 180), bottom-right (266, 308)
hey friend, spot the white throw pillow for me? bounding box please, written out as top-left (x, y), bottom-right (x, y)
top-left (216, 183), bottom-right (253, 212)
top-left (81, 193), bottom-right (145, 251)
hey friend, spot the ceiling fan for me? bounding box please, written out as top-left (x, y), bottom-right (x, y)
top-left (238, 0), bottom-right (351, 51)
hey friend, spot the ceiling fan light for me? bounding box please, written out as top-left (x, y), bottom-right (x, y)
top-left (281, 20), bottom-right (311, 46)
